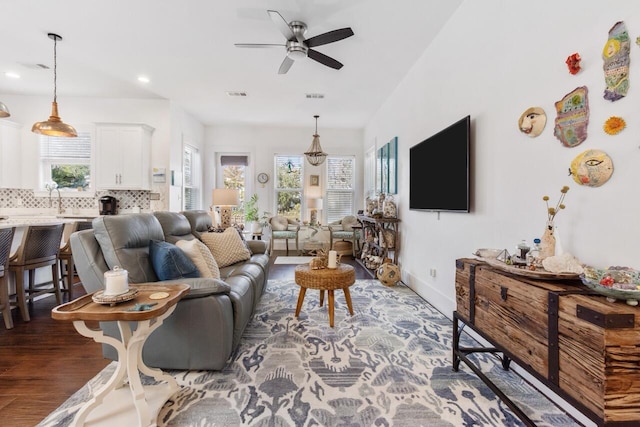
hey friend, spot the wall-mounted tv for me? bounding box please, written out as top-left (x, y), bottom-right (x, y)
top-left (410, 115), bottom-right (470, 212)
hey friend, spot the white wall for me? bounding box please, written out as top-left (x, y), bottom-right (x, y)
top-left (365, 0), bottom-right (640, 316)
top-left (205, 124), bottom-right (364, 222)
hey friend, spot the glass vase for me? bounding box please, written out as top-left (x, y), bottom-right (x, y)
top-left (540, 221), bottom-right (555, 259)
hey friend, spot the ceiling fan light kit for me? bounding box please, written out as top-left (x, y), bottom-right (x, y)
top-left (235, 9), bottom-right (354, 74)
top-left (305, 115), bottom-right (328, 167)
top-left (32, 33), bottom-right (77, 138)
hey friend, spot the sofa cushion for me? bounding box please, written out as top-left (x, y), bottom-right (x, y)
top-left (149, 240), bottom-right (200, 280)
top-left (176, 239), bottom-right (220, 279)
top-left (270, 216), bottom-right (289, 231)
top-left (93, 214), bottom-right (166, 283)
top-left (201, 227), bottom-right (251, 268)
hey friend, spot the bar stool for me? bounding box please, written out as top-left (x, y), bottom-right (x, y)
top-left (58, 220), bottom-right (93, 301)
top-left (9, 223), bottom-right (65, 322)
top-left (0, 227), bottom-right (15, 329)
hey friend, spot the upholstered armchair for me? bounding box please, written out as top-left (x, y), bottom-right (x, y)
top-left (328, 215), bottom-right (362, 257)
top-left (268, 216), bottom-right (300, 255)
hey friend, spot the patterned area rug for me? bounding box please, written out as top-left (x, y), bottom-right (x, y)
top-left (39, 280), bottom-right (580, 427)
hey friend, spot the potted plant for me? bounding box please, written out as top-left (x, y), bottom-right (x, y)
top-left (244, 194), bottom-right (270, 234)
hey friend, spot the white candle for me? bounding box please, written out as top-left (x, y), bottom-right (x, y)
top-left (104, 267), bottom-right (129, 295)
top-left (328, 250), bottom-right (337, 269)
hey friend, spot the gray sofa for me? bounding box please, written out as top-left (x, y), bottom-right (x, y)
top-left (70, 211), bottom-right (269, 371)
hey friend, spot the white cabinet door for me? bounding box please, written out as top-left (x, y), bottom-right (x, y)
top-left (95, 124), bottom-right (154, 190)
top-left (0, 121), bottom-right (23, 188)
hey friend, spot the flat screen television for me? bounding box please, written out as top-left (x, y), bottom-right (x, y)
top-left (410, 115), bottom-right (470, 212)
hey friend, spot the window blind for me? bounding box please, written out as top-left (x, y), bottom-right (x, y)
top-left (40, 132), bottom-right (91, 160)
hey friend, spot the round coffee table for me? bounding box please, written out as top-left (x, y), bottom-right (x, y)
top-left (294, 263), bottom-right (356, 327)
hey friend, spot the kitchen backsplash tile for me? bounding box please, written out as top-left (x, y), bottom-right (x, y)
top-left (0, 188), bottom-right (153, 211)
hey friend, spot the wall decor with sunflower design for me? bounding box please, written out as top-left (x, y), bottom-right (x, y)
top-left (603, 116), bottom-right (626, 135)
top-left (553, 86), bottom-right (589, 148)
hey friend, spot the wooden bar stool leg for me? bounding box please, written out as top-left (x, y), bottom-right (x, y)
top-left (66, 257), bottom-right (74, 300)
top-left (15, 268), bottom-right (29, 322)
top-left (295, 287), bottom-right (307, 317)
top-left (0, 275), bottom-right (13, 329)
top-left (52, 264), bottom-right (62, 305)
top-left (319, 290), bottom-right (325, 307)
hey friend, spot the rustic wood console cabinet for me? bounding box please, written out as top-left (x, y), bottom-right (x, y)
top-left (454, 258), bottom-right (640, 427)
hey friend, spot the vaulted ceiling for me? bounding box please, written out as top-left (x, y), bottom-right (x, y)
top-left (0, 0), bottom-right (462, 128)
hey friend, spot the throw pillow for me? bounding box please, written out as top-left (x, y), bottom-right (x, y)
top-left (270, 216), bottom-right (289, 231)
top-left (201, 227), bottom-right (251, 268)
top-left (342, 215), bottom-right (359, 232)
top-left (149, 240), bottom-right (201, 281)
top-left (176, 239), bottom-right (221, 279)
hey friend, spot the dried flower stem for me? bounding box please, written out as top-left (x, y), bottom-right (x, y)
top-left (543, 186), bottom-right (569, 222)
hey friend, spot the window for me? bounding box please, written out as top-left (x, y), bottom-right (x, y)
top-left (326, 156), bottom-right (355, 223)
top-left (221, 155), bottom-right (248, 225)
top-left (40, 132), bottom-right (91, 191)
top-left (183, 144), bottom-right (201, 210)
top-left (275, 155), bottom-right (303, 220)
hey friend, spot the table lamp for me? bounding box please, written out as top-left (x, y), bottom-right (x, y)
top-left (212, 188), bottom-right (239, 229)
top-left (308, 198), bottom-right (323, 226)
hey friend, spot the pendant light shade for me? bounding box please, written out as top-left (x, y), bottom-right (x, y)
top-left (304, 115), bottom-right (327, 166)
top-left (32, 33), bottom-right (77, 138)
top-left (0, 101), bottom-right (10, 118)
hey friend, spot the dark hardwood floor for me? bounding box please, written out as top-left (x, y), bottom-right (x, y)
top-left (0, 250), bottom-right (372, 426)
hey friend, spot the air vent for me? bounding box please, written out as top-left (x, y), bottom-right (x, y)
top-left (226, 91), bottom-right (247, 97)
top-left (305, 93), bottom-right (325, 99)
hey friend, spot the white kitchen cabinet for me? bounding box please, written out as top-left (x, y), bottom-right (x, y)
top-left (95, 123), bottom-right (154, 190)
top-left (0, 120), bottom-right (23, 188)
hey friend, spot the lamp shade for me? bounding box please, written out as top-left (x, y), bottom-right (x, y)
top-left (308, 198), bottom-right (323, 209)
top-left (212, 188), bottom-right (239, 206)
top-left (0, 101), bottom-right (10, 118)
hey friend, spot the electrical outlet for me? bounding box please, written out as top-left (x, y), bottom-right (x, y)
top-left (429, 268), bottom-right (437, 277)
top-left (15, 198), bottom-right (22, 206)
top-left (149, 192), bottom-right (161, 200)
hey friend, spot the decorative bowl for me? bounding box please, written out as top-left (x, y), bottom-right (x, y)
top-left (473, 248), bottom-right (503, 259)
top-left (580, 266), bottom-right (640, 306)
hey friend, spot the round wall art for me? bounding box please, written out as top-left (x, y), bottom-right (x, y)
top-left (518, 107), bottom-right (546, 137)
top-left (569, 149), bottom-right (613, 187)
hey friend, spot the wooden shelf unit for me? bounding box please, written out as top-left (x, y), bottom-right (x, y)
top-left (356, 215), bottom-right (400, 277)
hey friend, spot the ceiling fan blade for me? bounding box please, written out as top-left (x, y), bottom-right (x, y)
top-left (235, 43), bottom-right (285, 48)
top-left (306, 28), bottom-right (354, 48)
top-left (308, 49), bottom-right (343, 70)
top-left (278, 56), bottom-right (295, 74)
top-left (268, 10), bottom-right (296, 41)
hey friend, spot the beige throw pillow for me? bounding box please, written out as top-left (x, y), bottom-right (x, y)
top-left (270, 216), bottom-right (289, 231)
top-left (201, 228), bottom-right (251, 268)
top-left (176, 239), bottom-right (221, 279)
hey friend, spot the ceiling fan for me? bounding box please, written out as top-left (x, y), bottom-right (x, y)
top-left (235, 10), bottom-right (354, 74)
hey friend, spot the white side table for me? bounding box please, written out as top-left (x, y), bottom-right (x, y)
top-left (52, 283), bottom-right (190, 427)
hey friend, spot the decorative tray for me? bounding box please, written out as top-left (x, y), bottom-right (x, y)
top-left (92, 288), bottom-right (139, 305)
top-left (580, 266), bottom-right (640, 306)
top-left (476, 256), bottom-right (581, 280)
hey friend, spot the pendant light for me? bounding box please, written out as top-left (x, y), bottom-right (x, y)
top-left (32, 33), bottom-right (77, 137)
top-left (304, 115), bottom-right (327, 166)
top-left (0, 101), bottom-right (10, 118)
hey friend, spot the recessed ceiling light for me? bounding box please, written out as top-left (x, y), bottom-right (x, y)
top-left (226, 91), bottom-right (247, 97)
top-left (137, 76), bottom-right (150, 83)
top-left (5, 72), bottom-right (20, 79)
